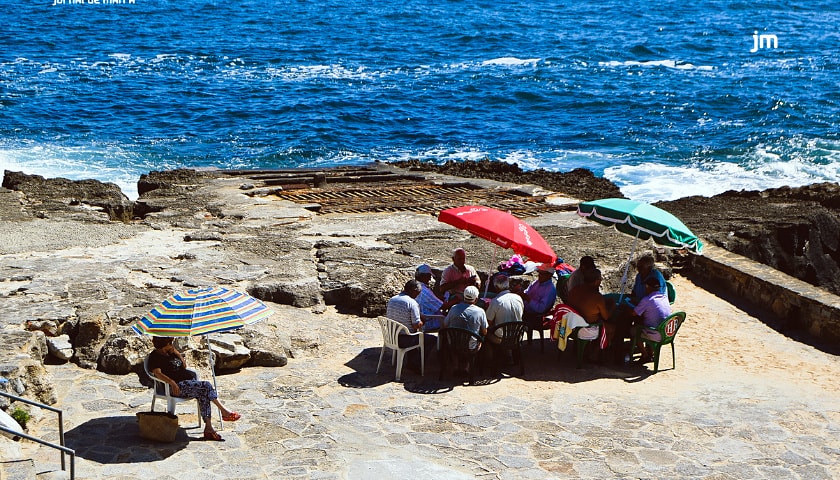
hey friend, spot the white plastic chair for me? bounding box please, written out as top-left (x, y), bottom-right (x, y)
top-left (143, 355), bottom-right (202, 428)
top-left (376, 316), bottom-right (424, 381)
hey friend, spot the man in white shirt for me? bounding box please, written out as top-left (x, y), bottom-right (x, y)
top-left (486, 274), bottom-right (524, 343)
top-left (386, 280), bottom-right (424, 335)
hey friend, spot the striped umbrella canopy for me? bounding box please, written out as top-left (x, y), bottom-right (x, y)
top-left (132, 286), bottom-right (273, 337)
top-left (576, 198), bottom-right (702, 253)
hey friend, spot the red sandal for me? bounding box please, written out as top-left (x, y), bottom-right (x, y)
top-left (222, 411), bottom-right (241, 422)
top-left (203, 430), bottom-right (223, 441)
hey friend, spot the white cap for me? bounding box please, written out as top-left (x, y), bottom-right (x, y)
top-left (416, 264), bottom-right (432, 275)
top-left (463, 286), bottom-right (479, 302)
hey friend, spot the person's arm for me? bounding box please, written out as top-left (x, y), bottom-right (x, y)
top-left (151, 367), bottom-right (181, 397)
top-left (172, 348), bottom-right (186, 368)
top-left (411, 303), bottom-right (423, 331)
top-left (437, 268), bottom-right (461, 295)
top-left (469, 267), bottom-right (481, 288)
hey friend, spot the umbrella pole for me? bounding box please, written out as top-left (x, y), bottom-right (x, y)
top-left (484, 244), bottom-right (497, 299)
top-left (618, 230), bottom-right (641, 304)
top-left (206, 334), bottom-right (224, 431)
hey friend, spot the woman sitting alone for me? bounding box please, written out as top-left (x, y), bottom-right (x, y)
top-left (147, 336), bottom-right (241, 441)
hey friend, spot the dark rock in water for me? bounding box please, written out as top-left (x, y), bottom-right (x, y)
top-left (390, 159), bottom-right (623, 201)
top-left (2, 170), bottom-right (133, 222)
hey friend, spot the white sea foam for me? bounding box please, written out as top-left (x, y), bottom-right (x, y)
top-left (606, 155), bottom-right (840, 203)
top-left (0, 144), bottom-right (142, 200)
top-left (599, 59), bottom-right (714, 71)
top-left (481, 57), bottom-right (541, 67)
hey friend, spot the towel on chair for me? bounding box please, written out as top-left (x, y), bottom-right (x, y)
top-left (554, 310), bottom-right (588, 351)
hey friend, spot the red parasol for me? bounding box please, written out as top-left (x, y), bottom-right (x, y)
top-left (437, 205), bottom-right (557, 264)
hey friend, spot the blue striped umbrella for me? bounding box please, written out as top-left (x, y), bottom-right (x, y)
top-left (132, 286), bottom-right (273, 337)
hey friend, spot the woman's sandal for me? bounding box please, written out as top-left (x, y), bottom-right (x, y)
top-left (203, 430), bottom-right (223, 441)
top-left (222, 411), bottom-right (241, 422)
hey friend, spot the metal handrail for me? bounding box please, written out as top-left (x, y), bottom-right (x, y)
top-left (0, 389), bottom-right (75, 480)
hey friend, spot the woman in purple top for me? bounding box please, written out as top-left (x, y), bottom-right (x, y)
top-left (631, 276), bottom-right (671, 362)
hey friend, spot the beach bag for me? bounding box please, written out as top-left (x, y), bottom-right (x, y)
top-left (136, 411), bottom-right (179, 443)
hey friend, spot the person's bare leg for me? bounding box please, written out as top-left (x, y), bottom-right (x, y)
top-left (211, 398), bottom-right (236, 418)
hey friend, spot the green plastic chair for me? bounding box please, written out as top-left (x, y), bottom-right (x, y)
top-left (552, 304), bottom-right (602, 369)
top-left (571, 324), bottom-right (602, 369)
top-left (631, 311), bottom-right (686, 372)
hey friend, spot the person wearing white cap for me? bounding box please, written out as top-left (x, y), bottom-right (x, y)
top-left (414, 264), bottom-right (444, 318)
top-left (443, 286), bottom-right (488, 352)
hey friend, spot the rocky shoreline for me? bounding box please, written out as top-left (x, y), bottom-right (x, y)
top-left (1, 162), bottom-right (838, 408)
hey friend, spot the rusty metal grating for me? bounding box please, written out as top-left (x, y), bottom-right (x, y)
top-left (276, 182), bottom-right (566, 217)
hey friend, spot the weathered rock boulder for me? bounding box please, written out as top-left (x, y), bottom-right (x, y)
top-left (72, 310), bottom-right (117, 370)
top-left (97, 331), bottom-right (152, 375)
top-left (239, 329), bottom-right (291, 368)
top-left (133, 169), bottom-right (223, 225)
top-left (24, 320), bottom-right (59, 337)
top-left (316, 243), bottom-right (414, 317)
top-left (208, 334), bottom-right (251, 370)
top-left (2, 170), bottom-right (133, 222)
top-left (0, 329), bottom-right (55, 405)
top-left (46, 335), bottom-right (73, 362)
top-left (248, 278), bottom-right (322, 308)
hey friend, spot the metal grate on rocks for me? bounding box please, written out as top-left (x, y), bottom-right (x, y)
top-left (276, 182), bottom-right (566, 217)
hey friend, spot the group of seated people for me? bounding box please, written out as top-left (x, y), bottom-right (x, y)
top-left (565, 253), bottom-right (670, 363)
top-left (385, 246), bottom-right (671, 370)
top-left (384, 247), bottom-right (558, 366)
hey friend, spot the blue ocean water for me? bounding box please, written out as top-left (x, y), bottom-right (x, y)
top-left (1, 0), bottom-right (839, 201)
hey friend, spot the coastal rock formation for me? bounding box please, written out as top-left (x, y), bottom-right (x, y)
top-left (661, 184), bottom-right (840, 297)
top-left (1, 170), bottom-right (133, 222)
top-left (0, 329), bottom-right (55, 405)
top-left (391, 159), bottom-right (623, 201)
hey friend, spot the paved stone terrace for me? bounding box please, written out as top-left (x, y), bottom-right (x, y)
top-left (19, 276), bottom-right (840, 479)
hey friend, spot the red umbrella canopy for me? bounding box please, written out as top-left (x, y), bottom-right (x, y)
top-left (438, 205), bottom-right (557, 264)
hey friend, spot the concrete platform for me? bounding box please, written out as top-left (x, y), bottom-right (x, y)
top-left (19, 275), bottom-right (840, 479)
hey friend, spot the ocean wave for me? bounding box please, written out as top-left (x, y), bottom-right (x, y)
top-left (0, 144), bottom-right (145, 200)
top-left (607, 140), bottom-right (840, 203)
top-left (598, 59), bottom-right (714, 71)
top-left (481, 57), bottom-right (541, 67)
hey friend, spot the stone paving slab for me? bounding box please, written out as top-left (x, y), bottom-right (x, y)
top-left (18, 276), bottom-right (840, 479)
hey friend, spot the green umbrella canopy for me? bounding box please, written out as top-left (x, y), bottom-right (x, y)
top-left (577, 198), bottom-right (703, 254)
